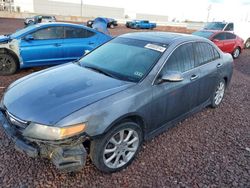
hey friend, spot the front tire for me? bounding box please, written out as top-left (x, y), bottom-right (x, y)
top-left (0, 53), bottom-right (18, 76)
top-left (210, 79), bottom-right (226, 108)
top-left (90, 121), bottom-right (143, 173)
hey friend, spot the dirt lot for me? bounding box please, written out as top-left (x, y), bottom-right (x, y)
top-left (0, 18), bottom-right (250, 187)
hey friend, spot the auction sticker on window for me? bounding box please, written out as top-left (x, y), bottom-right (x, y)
top-left (145, 44), bottom-right (166, 52)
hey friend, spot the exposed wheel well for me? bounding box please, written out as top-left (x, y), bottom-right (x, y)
top-left (104, 115), bottom-right (146, 136)
top-left (0, 48), bottom-right (20, 68)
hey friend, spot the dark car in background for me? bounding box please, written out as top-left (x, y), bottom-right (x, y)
top-left (0, 32), bottom-right (233, 173)
top-left (0, 22), bottom-right (112, 75)
top-left (87, 18), bottom-right (118, 29)
top-left (126, 20), bottom-right (156, 29)
top-left (193, 30), bottom-right (244, 58)
top-left (24, 15), bottom-right (56, 25)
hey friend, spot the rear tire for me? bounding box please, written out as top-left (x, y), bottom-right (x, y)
top-left (232, 47), bottom-right (240, 59)
top-left (0, 53), bottom-right (18, 76)
top-left (210, 79), bottom-right (226, 108)
top-left (90, 121), bottom-right (143, 173)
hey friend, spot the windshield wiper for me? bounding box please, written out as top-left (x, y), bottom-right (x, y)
top-left (84, 65), bottom-right (117, 79)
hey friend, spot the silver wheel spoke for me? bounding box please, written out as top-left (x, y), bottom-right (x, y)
top-left (127, 147), bottom-right (137, 152)
top-left (110, 137), bottom-right (119, 145)
top-left (105, 152), bottom-right (117, 163)
top-left (113, 154), bottom-right (121, 167)
top-left (119, 130), bottom-right (124, 143)
top-left (127, 137), bottom-right (138, 145)
top-left (122, 153), bottom-right (128, 163)
top-left (124, 130), bottom-right (133, 142)
top-left (104, 147), bottom-right (116, 154)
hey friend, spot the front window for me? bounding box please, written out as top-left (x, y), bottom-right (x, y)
top-left (31, 27), bottom-right (64, 40)
top-left (79, 38), bottom-right (166, 82)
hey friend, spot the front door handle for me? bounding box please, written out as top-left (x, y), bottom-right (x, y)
top-left (217, 63), bottom-right (222, 68)
top-left (190, 74), bottom-right (199, 81)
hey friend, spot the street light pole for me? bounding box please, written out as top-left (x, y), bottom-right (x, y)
top-left (81, 0), bottom-right (83, 17)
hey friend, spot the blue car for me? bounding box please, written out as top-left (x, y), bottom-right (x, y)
top-left (126, 20), bottom-right (156, 29)
top-left (0, 22), bottom-right (112, 75)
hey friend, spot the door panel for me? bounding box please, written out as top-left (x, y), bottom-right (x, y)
top-left (150, 42), bottom-right (200, 132)
top-left (20, 39), bottom-right (63, 66)
top-left (62, 27), bottom-right (97, 62)
top-left (193, 42), bottom-right (220, 105)
top-left (20, 26), bottom-right (64, 66)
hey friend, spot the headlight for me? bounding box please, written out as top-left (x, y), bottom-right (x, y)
top-left (23, 123), bottom-right (86, 141)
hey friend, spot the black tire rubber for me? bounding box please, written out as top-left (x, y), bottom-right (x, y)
top-left (90, 121), bottom-right (143, 173)
top-left (210, 79), bottom-right (226, 108)
top-left (232, 47), bottom-right (241, 59)
top-left (0, 53), bottom-right (18, 76)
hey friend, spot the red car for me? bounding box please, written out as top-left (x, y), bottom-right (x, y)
top-left (193, 30), bottom-right (244, 59)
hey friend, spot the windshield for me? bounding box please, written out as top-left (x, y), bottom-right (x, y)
top-left (204, 22), bottom-right (226, 30)
top-left (79, 37), bottom-right (166, 82)
top-left (10, 25), bottom-right (37, 38)
top-left (192, 31), bottom-right (214, 39)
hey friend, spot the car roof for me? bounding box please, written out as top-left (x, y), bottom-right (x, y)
top-left (199, 30), bottom-right (235, 34)
top-left (35, 22), bottom-right (84, 27)
top-left (120, 32), bottom-right (204, 45)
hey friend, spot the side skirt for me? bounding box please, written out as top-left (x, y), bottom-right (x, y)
top-left (144, 99), bottom-right (211, 141)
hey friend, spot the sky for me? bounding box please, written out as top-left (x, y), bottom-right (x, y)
top-left (17, 0), bottom-right (250, 22)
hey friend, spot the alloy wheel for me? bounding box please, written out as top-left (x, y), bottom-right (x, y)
top-left (233, 48), bottom-right (240, 58)
top-left (214, 81), bottom-right (225, 106)
top-left (103, 128), bottom-right (139, 169)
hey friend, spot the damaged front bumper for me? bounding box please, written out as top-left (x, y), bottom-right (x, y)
top-left (0, 110), bottom-right (88, 172)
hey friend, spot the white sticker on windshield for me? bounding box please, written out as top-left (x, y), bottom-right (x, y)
top-left (134, 71), bottom-right (143, 77)
top-left (145, 44), bottom-right (166, 52)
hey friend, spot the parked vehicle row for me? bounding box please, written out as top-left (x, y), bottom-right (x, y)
top-left (0, 31), bottom-right (233, 173)
top-left (0, 22), bottom-right (112, 75)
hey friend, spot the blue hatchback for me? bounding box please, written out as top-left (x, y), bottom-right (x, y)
top-left (0, 22), bottom-right (112, 75)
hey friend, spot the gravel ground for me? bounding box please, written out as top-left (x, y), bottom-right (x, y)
top-left (0, 18), bottom-right (250, 187)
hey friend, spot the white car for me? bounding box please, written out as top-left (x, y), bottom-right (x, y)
top-left (24, 15), bottom-right (56, 25)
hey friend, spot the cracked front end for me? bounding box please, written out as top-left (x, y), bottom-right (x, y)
top-left (0, 107), bottom-right (88, 172)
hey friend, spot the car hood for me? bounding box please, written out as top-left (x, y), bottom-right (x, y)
top-left (0, 35), bottom-right (10, 43)
top-left (3, 63), bottom-right (135, 125)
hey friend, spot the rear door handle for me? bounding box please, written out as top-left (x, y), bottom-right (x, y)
top-left (217, 63), bottom-right (222, 68)
top-left (190, 74), bottom-right (199, 81)
top-left (88, 42), bottom-right (95, 45)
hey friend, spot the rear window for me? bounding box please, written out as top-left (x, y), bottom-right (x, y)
top-left (194, 42), bottom-right (220, 66)
top-left (64, 27), bottom-right (95, 38)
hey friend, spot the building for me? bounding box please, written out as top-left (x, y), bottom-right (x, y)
top-left (33, 0), bottom-right (125, 18)
top-left (136, 13), bottom-right (168, 22)
top-left (0, 0), bottom-right (17, 12)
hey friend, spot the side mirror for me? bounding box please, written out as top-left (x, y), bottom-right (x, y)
top-left (157, 71), bottom-right (184, 84)
top-left (212, 39), bottom-right (220, 43)
top-left (24, 35), bottom-right (34, 41)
